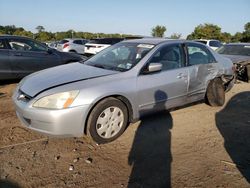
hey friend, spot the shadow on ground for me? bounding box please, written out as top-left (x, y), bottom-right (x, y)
top-left (0, 79), bottom-right (20, 86)
top-left (0, 180), bottom-right (21, 188)
top-left (216, 91), bottom-right (250, 183)
top-left (128, 110), bottom-right (173, 187)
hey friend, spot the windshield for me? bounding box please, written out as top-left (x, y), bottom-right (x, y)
top-left (217, 45), bottom-right (250, 56)
top-left (84, 42), bottom-right (155, 72)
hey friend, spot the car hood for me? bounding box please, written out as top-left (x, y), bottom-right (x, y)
top-left (19, 62), bottom-right (117, 97)
top-left (222, 54), bottom-right (250, 64)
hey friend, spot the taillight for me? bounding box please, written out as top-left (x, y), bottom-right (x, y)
top-left (63, 43), bottom-right (69, 49)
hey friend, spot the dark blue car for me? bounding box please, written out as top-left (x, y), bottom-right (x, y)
top-left (0, 35), bottom-right (84, 80)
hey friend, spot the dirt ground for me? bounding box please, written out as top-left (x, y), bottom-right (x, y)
top-left (0, 81), bottom-right (250, 188)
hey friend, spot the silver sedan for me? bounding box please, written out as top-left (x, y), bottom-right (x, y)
top-left (13, 39), bottom-right (235, 144)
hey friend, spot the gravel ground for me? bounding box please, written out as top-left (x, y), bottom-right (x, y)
top-left (0, 82), bottom-right (250, 188)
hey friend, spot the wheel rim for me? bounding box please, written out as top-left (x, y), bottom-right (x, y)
top-left (96, 106), bottom-right (124, 139)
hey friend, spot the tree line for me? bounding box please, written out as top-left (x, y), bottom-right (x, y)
top-left (151, 22), bottom-right (250, 42)
top-left (0, 25), bottom-right (134, 42)
top-left (0, 22), bottom-right (249, 42)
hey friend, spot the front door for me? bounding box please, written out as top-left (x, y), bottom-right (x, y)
top-left (7, 38), bottom-right (60, 78)
top-left (137, 44), bottom-right (188, 116)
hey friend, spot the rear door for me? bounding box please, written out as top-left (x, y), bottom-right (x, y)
top-left (72, 40), bottom-right (85, 53)
top-left (7, 38), bottom-right (61, 78)
top-left (137, 43), bottom-right (189, 116)
top-left (185, 42), bottom-right (218, 97)
top-left (0, 38), bottom-right (12, 79)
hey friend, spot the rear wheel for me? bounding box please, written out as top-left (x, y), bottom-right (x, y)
top-left (87, 97), bottom-right (128, 144)
top-left (205, 78), bottom-right (225, 106)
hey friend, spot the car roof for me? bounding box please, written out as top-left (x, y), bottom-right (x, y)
top-left (225, 43), bottom-right (250, 46)
top-left (122, 38), bottom-right (185, 45)
top-left (64, 38), bottom-right (86, 41)
top-left (0, 35), bottom-right (34, 40)
top-left (194, 39), bottom-right (220, 42)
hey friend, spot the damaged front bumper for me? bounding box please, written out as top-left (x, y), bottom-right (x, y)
top-left (235, 61), bottom-right (250, 82)
top-left (221, 74), bottom-right (235, 92)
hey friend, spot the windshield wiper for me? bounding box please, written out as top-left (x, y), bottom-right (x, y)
top-left (91, 64), bottom-right (105, 69)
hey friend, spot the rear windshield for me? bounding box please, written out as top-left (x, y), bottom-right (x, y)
top-left (59, 40), bottom-right (69, 44)
top-left (89, 38), bottom-right (123, 45)
top-left (209, 40), bottom-right (222, 47)
top-left (194, 40), bottom-right (207, 45)
top-left (217, 45), bottom-right (250, 56)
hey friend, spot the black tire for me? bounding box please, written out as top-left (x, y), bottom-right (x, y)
top-left (205, 78), bottom-right (225, 107)
top-left (87, 97), bottom-right (128, 144)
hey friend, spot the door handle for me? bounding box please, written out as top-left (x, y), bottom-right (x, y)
top-left (13, 53), bottom-right (22, 56)
top-left (177, 73), bottom-right (187, 79)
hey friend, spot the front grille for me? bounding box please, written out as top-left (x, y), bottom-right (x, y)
top-left (23, 117), bottom-right (31, 125)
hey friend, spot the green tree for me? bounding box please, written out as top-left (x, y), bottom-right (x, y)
top-left (36, 31), bottom-right (54, 41)
top-left (151, 25), bottom-right (167, 37)
top-left (35, 25), bottom-right (45, 33)
top-left (220, 32), bottom-right (232, 43)
top-left (186, 23), bottom-right (222, 40)
top-left (13, 29), bottom-right (33, 38)
top-left (169, 33), bottom-right (182, 39)
top-left (241, 22), bottom-right (250, 42)
top-left (231, 32), bottom-right (243, 42)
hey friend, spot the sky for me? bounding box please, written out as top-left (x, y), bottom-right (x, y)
top-left (0, 0), bottom-right (249, 38)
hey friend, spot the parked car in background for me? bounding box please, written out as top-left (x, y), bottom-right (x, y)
top-left (194, 39), bottom-right (222, 50)
top-left (13, 39), bottom-right (235, 144)
top-left (56, 38), bottom-right (89, 54)
top-left (84, 38), bottom-right (124, 56)
top-left (0, 35), bottom-right (83, 80)
top-left (47, 41), bottom-right (59, 49)
top-left (217, 43), bottom-right (250, 82)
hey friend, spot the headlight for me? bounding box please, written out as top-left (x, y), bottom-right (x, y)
top-left (33, 90), bottom-right (79, 109)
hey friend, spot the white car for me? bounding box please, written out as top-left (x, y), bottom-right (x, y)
top-left (57, 38), bottom-right (88, 54)
top-left (84, 38), bottom-right (124, 56)
top-left (194, 39), bottom-right (222, 51)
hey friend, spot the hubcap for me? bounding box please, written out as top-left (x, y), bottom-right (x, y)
top-left (96, 106), bottom-right (124, 139)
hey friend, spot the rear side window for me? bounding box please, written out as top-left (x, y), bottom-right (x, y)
top-left (59, 40), bottom-right (69, 44)
top-left (187, 43), bottom-right (216, 65)
top-left (73, 40), bottom-right (83, 45)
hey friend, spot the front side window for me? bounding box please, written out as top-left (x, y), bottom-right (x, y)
top-left (187, 44), bottom-right (216, 65)
top-left (8, 38), bottom-right (47, 52)
top-left (147, 44), bottom-right (184, 71)
top-left (84, 42), bottom-right (154, 72)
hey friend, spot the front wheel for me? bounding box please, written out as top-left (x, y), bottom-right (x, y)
top-left (205, 78), bottom-right (225, 107)
top-left (87, 97), bottom-right (128, 144)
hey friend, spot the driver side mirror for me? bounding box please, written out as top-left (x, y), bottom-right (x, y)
top-left (142, 63), bottom-right (162, 74)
